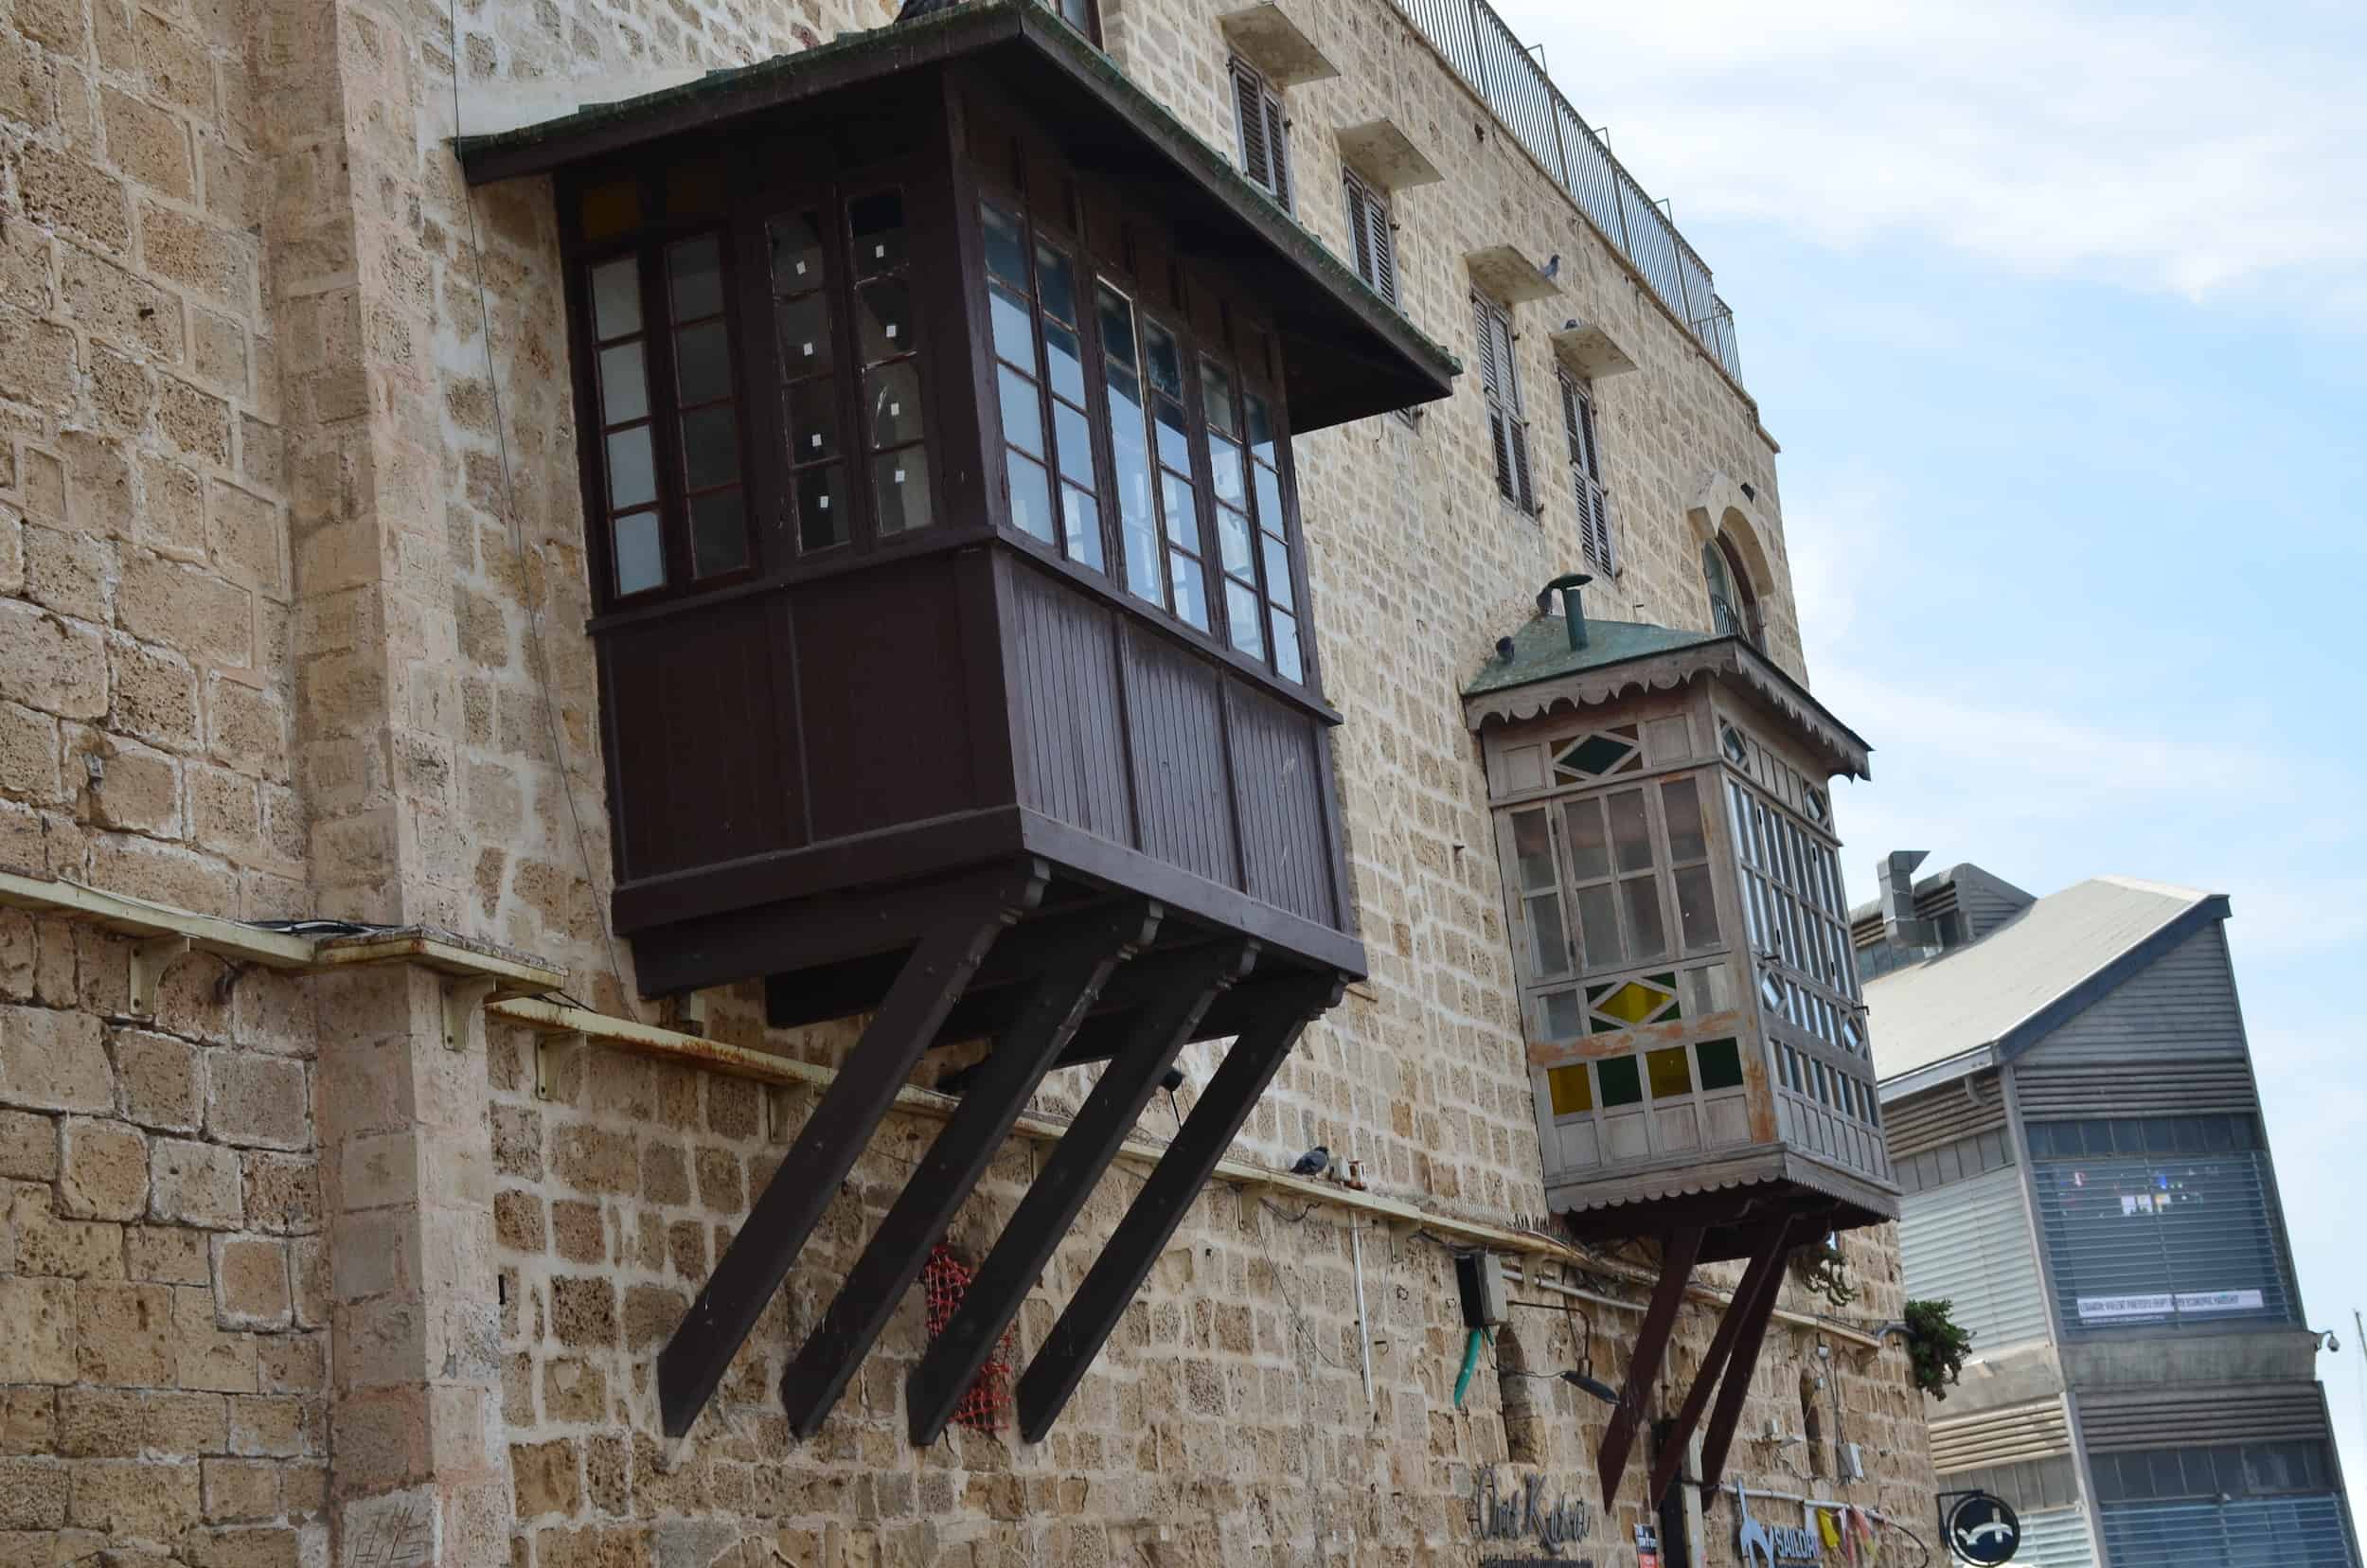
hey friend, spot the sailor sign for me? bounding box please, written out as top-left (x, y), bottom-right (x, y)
top-left (1944, 1492), bottom-right (2020, 1565)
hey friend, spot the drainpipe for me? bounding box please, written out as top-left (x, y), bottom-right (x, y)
top-left (1537, 573), bottom-right (1593, 650)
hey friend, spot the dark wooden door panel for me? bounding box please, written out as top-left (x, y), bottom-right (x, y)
top-left (1009, 566), bottom-right (1134, 846)
top-left (1119, 625), bottom-right (1237, 890)
top-left (1225, 684), bottom-right (1336, 928)
top-left (607, 594), bottom-right (799, 882)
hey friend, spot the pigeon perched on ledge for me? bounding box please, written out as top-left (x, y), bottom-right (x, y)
top-left (1290, 1145), bottom-right (1330, 1177)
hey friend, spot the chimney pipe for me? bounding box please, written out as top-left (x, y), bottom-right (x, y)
top-left (1536, 573), bottom-right (1593, 650)
top-left (1878, 850), bottom-right (1939, 951)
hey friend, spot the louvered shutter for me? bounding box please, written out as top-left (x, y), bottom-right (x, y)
top-left (1472, 295), bottom-right (1500, 389)
top-left (1344, 174), bottom-right (1373, 285)
top-left (1362, 182), bottom-right (1396, 306)
top-left (1233, 63), bottom-right (1272, 191)
top-left (1561, 376), bottom-right (1616, 568)
top-left (1508, 414), bottom-right (1533, 511)
top-left (1263, 92), bottom-right (1292, 212)
top-left (1475, 296), bottom-right (1514, 501)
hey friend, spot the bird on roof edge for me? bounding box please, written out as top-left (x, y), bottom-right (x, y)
top-left (1290, 1145), bottom-right (1330, 1177)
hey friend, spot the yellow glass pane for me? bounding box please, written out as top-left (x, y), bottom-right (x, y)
top-left (1548, 1064), bottom-right (1593, 1116)
top-left (1596, 980), bottom-right (1669, 1025)
top-left (580, 179), bottom-right (642, 241)
top-left (1646, 1045), bottom-right (1693, 1098)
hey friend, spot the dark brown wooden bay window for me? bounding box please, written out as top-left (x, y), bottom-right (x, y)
top-left (462, 0), bottom-right (1452, 1452)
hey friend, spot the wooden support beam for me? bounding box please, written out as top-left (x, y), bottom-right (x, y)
top-left (906, 938), bottom-right (1256, 1445)
top-left (1597, 1226), bottom-right (1703, 1507)
top-left (777, 900), bottom-right (1162, 1438)
top-left (654, 863), bottom-right (1044, 1438)
top-left (1645, 1216), bottom-right (1799, 1506)
top-left (1698, 1229), bottom-right (1796, 1491)
top-left (1016, 971), bottom-right (1340, 1441)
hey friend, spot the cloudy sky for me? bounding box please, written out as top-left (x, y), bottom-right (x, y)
top-left (1491, 0), bottom-right (2367, 1519)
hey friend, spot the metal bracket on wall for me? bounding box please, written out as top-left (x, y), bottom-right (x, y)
top-left (535, 1031), bottom-right (588, 1100)
top-left (125, 935), bottom-right (192, 1021)
top-left (441, 977), bottom-right (499, 1053)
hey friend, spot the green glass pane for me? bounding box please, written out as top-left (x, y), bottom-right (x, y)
top-left (1597, 1056), bottom-right (1642, 1108)
top-left (1697, 1038), bottom-right (1745, 1091)
top-left (1559, 733), bottom-right (1632, 777)
top-left (1646, 1046), bottom-right (1693, 1099)
top-left (1547, 1063), bottom-right (1593, 1116)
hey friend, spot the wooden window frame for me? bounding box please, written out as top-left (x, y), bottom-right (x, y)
top-left (1342, 166), bottom-right (1397, 309)
top-left (1047, 0), bottom-right (1100, 46)
top-left (1558, 370), bottom-right (1615, 573)
top-left (1473, 293), bottom-right (1535, 517)
top-left (1229, 58), bottom-right (1292, 213)
top-left (1704, 535), bottom-right (1765, 649)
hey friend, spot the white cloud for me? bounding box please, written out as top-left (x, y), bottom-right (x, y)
top-left (1489, 0), bottom-right (2367, 304)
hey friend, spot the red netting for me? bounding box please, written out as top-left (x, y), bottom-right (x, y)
top-left (921, 1242), bottom-right (1012, 1434)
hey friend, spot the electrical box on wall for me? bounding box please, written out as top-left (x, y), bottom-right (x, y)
top-left (1455, 1252), bottom-right (1508, 1327)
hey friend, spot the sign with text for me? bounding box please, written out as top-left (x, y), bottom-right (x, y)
top-left (1946, 1492), bottom-right (2021, 1565)
top-left (1477, 1469), bottom-right (1592, 1563)
top-left (1735, 1489), bottom-right (1821, 1568)
top-left (2076, 1289), bottom-right (2264, 1322)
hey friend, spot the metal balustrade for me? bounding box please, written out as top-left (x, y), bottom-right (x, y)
top-left (1382, 0), bottom-right (1747, 385)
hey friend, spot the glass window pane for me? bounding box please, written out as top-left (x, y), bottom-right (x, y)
top-left (1169, 549), bottom-right (1209, 631)
top-left (774, 292), bottom-right (833, 374)
top-left (989, 279), bottom-right (1033, 365)
top-left (785, 377), bottom-right (841, 463)
top-left (1546, 1062), bottom-right (1591, 1114)
top-left (1096, 282), bottom-right (1139, 366)
top-left (1623, 875), bottom-right (1667, 960)
top-left (1160, 472), bottom-right (1198, 548)
top-left (980, 198), bottom-right (1026, 284)
top-left (1043, 321), bottom-right (1085, 405)
top-left (1575, 883), bottom-right (1622, 970)
top-left (690, 490), bottom-right (747, 578)
top-left (1675, 864), bottom-right (1720, 950)
top-left (998, 365), bottom-right (1043, 455)
top-left (598, 343), bottom-right (648, 425)
top-left (1608, 789), bottom-right (1655, 873)
top-left (1061, 487), bottom-right (1102, 570)
top-left (768, 211), bottom-right (826, 292)
top-left (592, 257), bottom-right (641, 340)
top-left (1261, 532), bottom-right (1294, 611)
top-left (1144, 319), bottom-right (1184, 400)
top-left (1053, 402), bottom-right (1094, 489)
top-left (1217, 508), bottom-right (1254, 579)
top-left (796, 465), bottom-right (848, 552)
top-left (848, 190), bottom-right (904, 276)
top-left (1201, 358), bottom-right (1238, 437)
top-left (1209, 435), bottom-right (1247, 508)
top-left (1226, 579), bottom-right (1264, 660)
top-left (1271, 610), bottom-right (1301, 682)
top-left (1527, 893), bottom-right (1568, 976)
top-left (1542, 992), bottom-right (1583, 1042)
top-left (1664, 776), bottom-right (1708, 862)
top-left (855, 278), bottom-right (914, 364)
top-left (1245, 389), bottom-right (1275, 463)
top-left (606, 426), bottom-right (655, 509)
top-left (1597, 1056), bottom-right (1643, 1108)
top-left (613, 510), bottom-right (664, 595)
top-left (668, 236), bottom-right (722, 319)
top-left (674, 320), bottom-right (732, 405)
top-left (1646, 1046), bottom-right (1693, 1099)
top-left (1154, 396), bottom-right (1190, 473)
top-left (1697, 1038), bottom-right (1744, 1091)
top-left (1511, 809), bottom-right (1554, 890)
top-left (1123, 507), bottom-right (1164, 606)
top-left (1035, 242), bottom-right (1077, 324)
top-left (1563, 798), bottom-right (1610, 882)
top-left (874, 448), bottom-right (932, 535)
top-left (680, 406), bottom-right (738, 491)
top-left (1254, 461), bottom-right (1285, 533)
top-left (1006, 452), bottom-right (1054, 543)
top-left (868, 363), bottom-right (924, 449)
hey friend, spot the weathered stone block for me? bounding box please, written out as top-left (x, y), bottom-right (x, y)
top-left (512, 1437), bottom-right (582, 1520)
top-left (85, 735), bottom-right (183, 839)
top-left (0, 1109), bottom-right (56, 1179)
top-left (73, 1279), bottom-right (173, 1385)
top-left (211, 1233), bottom-right (290, 1328)
top-left (59, 1115), bottom-right (149, 1220)
top-left (239, 1151), bottom-right (318, 1234)
top-left (549, 1275), bottom-right (617, 1348)
top-left (0, 306), bottom-right (77, 412)
top-left (8, 1185), bottom-right (123, 1278)
top-left (205, 1052), bottom-right (308, 1150)
top-left (0, 1457), bottom-right (68, 1529)
top-left (0, 600), bottom-right (106, 722)
top-left (112, 1028), bottom-right (203, 1131)
top-left (17, 143), bottom-right (129, 253)
top-left (201, 1457), bottom-right (278, 1523)
top-left (0, 1277), bottom-right (74, 1383)
top-left (54, 1386), bottom-right (141, 1456)
top-left (172, 1282), bottom-right (256, 1393)
top-left (127, 1222), bottom-right (211, 1284)
top-left (151, 1136), bottom-right (243, 1227)
top-left (65, 1457), bottom-right (203, 1542)
top-left (0, 1004), bottom-right (111, 1113)
top-left (108, 638), bottom-right (203, 751)
top-left (100, 85), bottom-right (193, 199)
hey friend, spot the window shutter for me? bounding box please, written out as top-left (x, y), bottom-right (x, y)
top-left (1344, 174), bottom-right (1373, 283)
top-left (1561, 374), bottom-right (1614, 567)
top-left (1365, 185), bottom-right (1396, 305)
top-left (1509, 418), bottom-right (1533, 511)
top-left (1489, 408), bottom-right (1515, 502)
top-left (1263, 91), bottom-right (1292, 212)
top-left (1233, 64), bottom-right (1272, 191)
top-left (1472, 295), bottom-right (1499, 391)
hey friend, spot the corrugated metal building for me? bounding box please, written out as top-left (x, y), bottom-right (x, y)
top-left (1862, 862), bottom-right (2358, 1568)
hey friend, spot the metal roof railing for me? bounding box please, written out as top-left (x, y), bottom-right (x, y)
top-left (1385, 0), bottom-right (1746, 386)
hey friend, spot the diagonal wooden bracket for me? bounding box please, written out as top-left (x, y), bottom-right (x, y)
top-left (1698, 1228), bottom-right (1800, 1493)
top-left (906, 937), bottom-right (1259, 1445)
top-left (654, 862), bottom-right (1046, 1439)
top-left (1598, 1225), bottom-right (1704, 1507)
top-left (1016, 969), bottom-right (1342, 1441)
top-left (1646, 1216), bottom-right (1800, 1506)
top-left (777, 900), bottom-right (1165, 1438)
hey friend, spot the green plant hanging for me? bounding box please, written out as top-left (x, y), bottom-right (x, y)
top-left (1903, 1298), bottom-right (1974, 1399)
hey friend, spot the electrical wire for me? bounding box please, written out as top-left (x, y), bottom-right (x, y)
top-left (446, 0), bottom-right (643, 1025)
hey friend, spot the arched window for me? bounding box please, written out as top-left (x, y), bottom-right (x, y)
top-left (1702, 537), bottom-right (1764, 650)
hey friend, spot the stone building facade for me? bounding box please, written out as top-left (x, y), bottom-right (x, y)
top-left (0, 0), bottom-right (1937, 1560)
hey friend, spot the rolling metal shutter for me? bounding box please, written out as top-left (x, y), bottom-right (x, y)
top-left (1930, 1400), bottom-right (2072, 1472)
top-left (2099, 1495), bottom-right (2356, 1568)
top-left (2081, 1387), bottom-right (2331, 1452)
top-left (2031, 1149), bottom-right (2293, 1335)
top-left (2015, 1506), bottom-right (2098, 1568)
top-left (1901, 1165), bottom-right (2050, 1349)
top-left (2015, 1060), bottom-right (2258, 1118)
